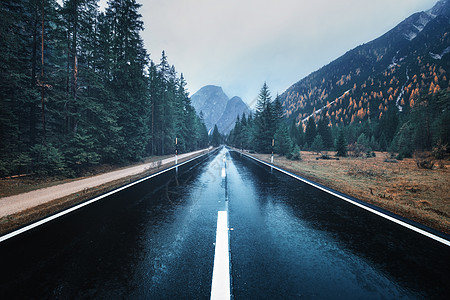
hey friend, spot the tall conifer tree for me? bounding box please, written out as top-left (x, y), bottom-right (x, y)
top-left (254, 82), bottom-right (274, 153)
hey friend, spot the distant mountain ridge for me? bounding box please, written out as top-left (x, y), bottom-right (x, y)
top-left (190, 85), bottom-right (228, 131)
top-left (280, 0), bottom-right (450, 128)
top-left (191, 85), bottom-right (250, 134)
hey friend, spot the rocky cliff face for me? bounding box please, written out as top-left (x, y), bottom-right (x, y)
top-left (191, 86), bottom-right (250, 134)
top-left (191, 85), bottom-right (229, 131)
top-left (216, 96), bottom-right (251, 134)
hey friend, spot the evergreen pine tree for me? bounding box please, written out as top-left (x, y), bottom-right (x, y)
top-left (391, 122), bottom-right (414, 159)
top-left (106, 0), bottom-right (149, 160)
top-left (0, 0), bottom-right (220, 176)
top-left (335, 128), bottom-right (347, 157)
top-left (377, 110), bottom-right (399, 148)
top-left (288, 144), bottom-right (301, 160)
top-left (240, 113), bottom-right (250, 149)
top-left (232, 115), bottom-right (242, 147)
top-left (305, 117), bottom-right (316, 148)
top-left (274, 124), bottom-right (293, 156)
top-left (289, 119), bottom-right (300, 146)
top-left (432, 91), bottom-right (450, 146)
top-left (254, 82), bottom-right (274, 153)
top-left (357, 133), bottom-right (370, 151)
top-left (317, 115), bottom-right (333, 149)
top-left (273, 94), bottom-right (284, 129)
top-left (211, 125), bottom-right (221, 147)
top-left (311, 135), bottom-right (324, 154)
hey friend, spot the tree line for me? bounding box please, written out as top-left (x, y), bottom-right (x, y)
top-left (297, 89), bottom-right (449, 159)
top-left (0, 0), bottom-right (208, 177)
top-left (228, 83), bottom-right (300, 160)
top-left (228, 83), bottom-right (449, 161)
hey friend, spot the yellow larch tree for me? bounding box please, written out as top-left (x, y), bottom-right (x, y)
top-left (433, 84), bottom-right (441, 94)
top-left (429, 82), bottom-right (435, 93)
top-left (357, 108), bottom-right (366, 119)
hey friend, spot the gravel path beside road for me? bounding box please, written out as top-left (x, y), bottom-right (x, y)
top-left (0, 149), bottom-right (207, 218)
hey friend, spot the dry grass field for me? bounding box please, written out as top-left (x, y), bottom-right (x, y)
top-left (252, 151), bottom-right (450, 234)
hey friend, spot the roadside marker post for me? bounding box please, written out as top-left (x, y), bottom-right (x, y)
top-left (271, 139), bottom-right (274, 164)
top-left (175, 137), bottom-right (178, 165)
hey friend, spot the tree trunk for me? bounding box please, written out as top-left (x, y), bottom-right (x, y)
top-left (30, 4), bottom-right (38, 145)
top-left (151, 102), bottom-right (154, 155)
top-left (40, 0), bottom-right (46, 144)
top-left (71, 2), bottom-right (78, 133)
top-left (65, 30), bottom-right (70, 134)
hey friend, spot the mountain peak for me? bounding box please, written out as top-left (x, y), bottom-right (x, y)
top-left (199, 85), bottom-right (223, 92)
top-left (399, 12), bottom-right (434, 41)
top-left (191, 86), bottom-right (250, 134)
top-left (191, 85), bottom-right (229, 130)
top-left (395, 0), bottom-right (450, 42)
top-left (216, 96), bottom-right (250, 134)
top-left (427, 0), bottom-right (450, 17)
top-left (229, 96), bottom-right (243, 103)
top-left (280, 0), bottom-right (449, 131)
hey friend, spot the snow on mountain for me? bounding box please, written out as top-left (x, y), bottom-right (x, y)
top-left (427, 0), bottom-right (450, 17)
top-left (430, 46), bottom-right (450, 59)
top-left (279, 0), bottom-right (450, 127)
top-left (401, 12), bottom-right (433, 41)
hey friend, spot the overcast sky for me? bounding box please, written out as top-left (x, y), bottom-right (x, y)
top-left (94, 0), bottom-right (437, 106)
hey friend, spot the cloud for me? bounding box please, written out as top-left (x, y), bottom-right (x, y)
top-left (140, 0), bottom-right (437, 106)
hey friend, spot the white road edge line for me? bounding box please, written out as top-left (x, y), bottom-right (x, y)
top-left (211, 211), bottom-right (231, 300)
top-left (0, 150), bottom-right (214, 243)
top-left (239, 151), bottom-right (450, 247)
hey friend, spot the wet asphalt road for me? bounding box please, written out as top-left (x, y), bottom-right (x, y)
top-left (0, 147), bottom-right (449, 299)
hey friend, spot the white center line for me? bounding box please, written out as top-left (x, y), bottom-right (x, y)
top-left (221, 167), bottom-right (226, 178)
top-left (211, 211), bottom-right (230, 300)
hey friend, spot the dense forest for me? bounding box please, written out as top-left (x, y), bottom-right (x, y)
top-left (228, 83), bottom-right (300, 160)
top-left (281, 3), bottom-right (450, 128)
top-left (228, 83), bottom-right (449, 161)
top-left (268, 1), bottom-right (450, 161)
top-left (0, 0), bottom-right (208, 177)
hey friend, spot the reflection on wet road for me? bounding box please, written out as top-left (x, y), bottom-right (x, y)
top-left (0, 147), bottom-right (448, 299)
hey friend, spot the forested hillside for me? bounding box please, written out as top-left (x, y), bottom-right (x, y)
top-left (280, 0), bottom-right (450, 157)
top-left (0, 0), bottom-right (208, 177)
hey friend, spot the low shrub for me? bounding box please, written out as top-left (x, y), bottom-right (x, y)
top-left (432, 140), bottom-right (448, 160)
top-left (413, 152), bottom-right (434, 169)
top-left (287, 145), bottom-right (301, 161)
top-left (30, 144), bottom-right (69, 176)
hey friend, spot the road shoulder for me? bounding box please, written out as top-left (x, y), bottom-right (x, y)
top-left (0, 148), bottom-right (210, 236)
